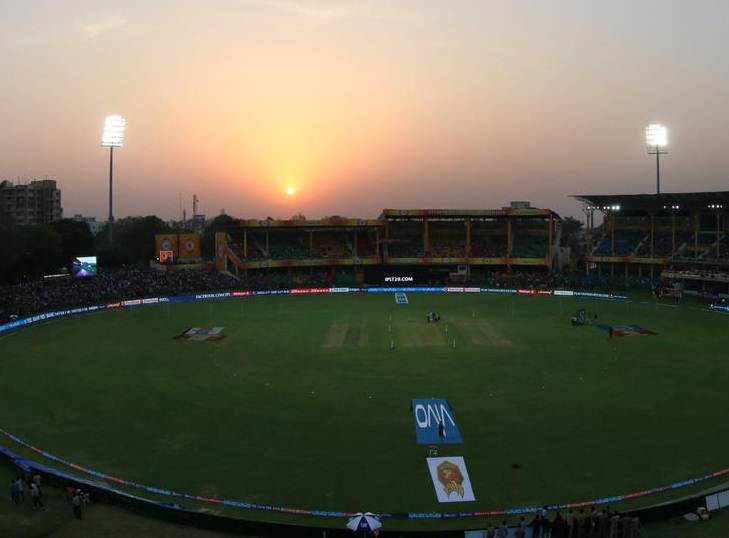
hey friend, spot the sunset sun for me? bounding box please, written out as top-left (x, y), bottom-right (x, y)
top-left (285, 185), bottom-right (296, 196)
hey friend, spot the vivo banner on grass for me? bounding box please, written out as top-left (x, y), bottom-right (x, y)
top-left (411, 398), bottom-right (463, 445)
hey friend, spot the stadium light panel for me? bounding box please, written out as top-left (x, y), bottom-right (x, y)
top-left (645, 124), bottom-right (667, 148)
top-left (102, 115), bottom-right (126, 147)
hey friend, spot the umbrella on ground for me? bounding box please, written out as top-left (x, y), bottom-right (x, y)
top-left (346, 512), bottom-right (382, 535)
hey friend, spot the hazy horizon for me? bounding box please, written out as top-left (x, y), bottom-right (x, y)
top-left (2, 0), bottom-right (728, 221)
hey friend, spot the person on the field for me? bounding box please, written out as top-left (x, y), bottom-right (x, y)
top-left (567, 509), bottom-right (576, 538)
top-left (575, 509), bottom-right (585, 538)
top-left (9, 479), bottom-right (20, 506)
top-left (597, 508), bottom-right (609, 538)
top-left (437, 419), bottom-right (446, 440)
top-left (30, 482), bottom-right (43, 510)
top-left (608, 326), bottom-right (614, 339)
top-left (13, 478), bottom-right (24, 504)
top-left (551, 511), bottom-right (566, 538)
top-left (530, 513), bottom-right (542, 537)
top-left (32, 472), bottom-right (42, 498)
top-left (587, 509), bottom-right (596, 538)
top-left (72, 490), bottom-right (83, 519)
top-left (541, 512), bottom-right (552, 538)
top-left (629, 517), bottom-right (640, 538)
top-left (496, 520), bottom-right (509, 538)
top-left (486, 522), bottom-right (496, 538)
top-left (608, 512), bottom-right (620, 538)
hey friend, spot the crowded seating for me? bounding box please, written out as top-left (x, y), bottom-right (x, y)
top-left (0, 267), bottom-right (239, 320)
top-left (512, 235), bottom-right (548, 257)
top-left (312, 232), bottom-right (351, 258)
top-left (355, 233), bottom-right (378, 258)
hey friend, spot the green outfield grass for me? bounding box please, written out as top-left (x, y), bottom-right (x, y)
top-left (1, 292), bottom-right (728, 531)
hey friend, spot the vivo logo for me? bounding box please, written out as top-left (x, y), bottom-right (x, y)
top-left (414, 403), bottom-right (455, 429)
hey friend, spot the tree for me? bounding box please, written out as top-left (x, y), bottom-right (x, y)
top-left (98, 216), bottom-right (170, 264)
top-left (560, 216), bottom-right (584, 268)
top-left (96, 244), bottom-right (135, 268)
top-left (0, 224), bottom-right (63, 282)
top-left (120, 216), bottom-right (171, 262)
top-left (560, 216), bottom-right (583, 250)
top-left (0, 223), bottom-right (22, 282)
top-left (51, 219), bottom-right (95, 264)
top-left (201, 214), bottom-right (239, 258)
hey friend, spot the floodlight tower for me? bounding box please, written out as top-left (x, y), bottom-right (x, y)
top-left (101, 115), bottom-right (126, 246)
top-left (645, 124), bottom-right (668, 194)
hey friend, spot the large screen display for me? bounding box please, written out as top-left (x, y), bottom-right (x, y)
top-left (72, 256), bottom-right (97, 277)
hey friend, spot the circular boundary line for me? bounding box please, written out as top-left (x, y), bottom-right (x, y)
top-left (1, 285), bottom-right (727, 520)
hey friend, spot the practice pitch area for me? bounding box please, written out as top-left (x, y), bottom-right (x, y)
top-left (1, 291), bottom-right (728, 530)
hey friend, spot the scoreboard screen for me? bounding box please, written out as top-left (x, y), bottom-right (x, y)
top-left (72, 256), bottom-right (97, 278)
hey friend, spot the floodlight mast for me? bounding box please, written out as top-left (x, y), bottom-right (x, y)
top-left (101, 115), bottom-right (126, 246)
top-left (645, 124), bottom-right (668, 194)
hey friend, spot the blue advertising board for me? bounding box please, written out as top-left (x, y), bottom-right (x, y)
top-left (411, 398), bottom-right (463, 445)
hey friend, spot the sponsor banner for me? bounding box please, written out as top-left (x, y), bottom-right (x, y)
top-left (554, 290), bottom-right (574, 296)
top-left (517, 289), bottom-right (537, 295)
top-left (122, 299), bottom-right (142, 307)
top-left (329, 287), bottom-right (353, 293)
top-left (167, 294), bottom-right (198, 304)
top-left (446, 287), bottom-right (465, 293)
top-left (481, 288), bottom-right (517, 294)
top-left (155, 234), bottom-right (179, 259)
top-left (366, 287), bottom-right (445, 293)
top-left (574, 291), bottom-right (628, 300)
top-left (710, 304), bottom-right (729, 313)
top-left (230, 291), bottom-right (253, 297)
top-left (537, 290), bottom-right (553, 295)
top-left (465, 287), bottom-right (481, 293)
top-left (194, 292), bottom-right (231, 300)
top-left (395, 292), bottom-right (409, 305)
top-left (253, 289), bottom-right (290, 296)
top-left (178, 233), bottom-right (201, 259)
top-left (411, 398), bottom-right (463, 445)
top-left (290, 288), bottom-right (330, 295)
top-left (142, 297), bottom-right (159, 305)
top-left (385, 276), bottom-right (414, 283)
top-left (426, 457), bottom-right (476, 503)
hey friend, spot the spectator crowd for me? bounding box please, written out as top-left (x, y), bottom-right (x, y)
top-left (483, 507), bottom-right (640, 538)
top-left (0, 267), bottom-right (238, 322)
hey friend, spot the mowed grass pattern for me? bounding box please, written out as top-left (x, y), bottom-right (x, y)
top-left (1, 293), bottom-right (729, 528)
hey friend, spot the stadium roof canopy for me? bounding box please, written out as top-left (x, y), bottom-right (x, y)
top-left (571, 191), bottom-right (729, 216)
top-left (380, 208), bottom-right (560, 219)
top-left (239, 217), bottom-right (382, 228)
top-left (237, 209), bottom-right (561, 228)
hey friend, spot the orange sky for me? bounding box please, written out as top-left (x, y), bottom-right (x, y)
top-left (1, 1), bottom-right (728, 221)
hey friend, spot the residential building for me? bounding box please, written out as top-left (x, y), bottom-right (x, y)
top-left (0, 179), bottom-right (63, 225)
